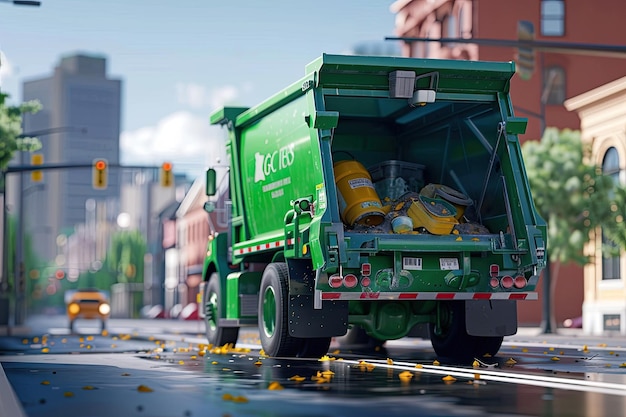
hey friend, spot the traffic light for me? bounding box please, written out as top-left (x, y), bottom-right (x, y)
top-left (92, 158), bottom-right (108, 189)
top-left (160, 162), bottom-right (173, 187)
top-left (516, 20), bottom-right (535, 80)
top-left (31, 153), bottom-right (43, 182)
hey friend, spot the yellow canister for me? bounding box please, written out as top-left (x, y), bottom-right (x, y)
top-left (334, 160), bottom-right (385, 226)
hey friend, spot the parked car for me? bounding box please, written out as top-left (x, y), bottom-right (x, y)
top-left (65, 288), bottom-right (111, 332)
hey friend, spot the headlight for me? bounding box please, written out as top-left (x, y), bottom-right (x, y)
top-left (68, 303), bottom-right (80, 315)
top-left (99, 303), bottom-right (111, 315)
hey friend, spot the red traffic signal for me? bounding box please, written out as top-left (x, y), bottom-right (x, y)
top-left (92, 158), bottom-right (108, 189)
top-left (160, 162), bottom-right (173, 187)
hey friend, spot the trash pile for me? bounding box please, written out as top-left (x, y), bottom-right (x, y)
top-left (351, 191), bottom-right (489, 236)
top-left (334, 159), bottom-right (490, 236)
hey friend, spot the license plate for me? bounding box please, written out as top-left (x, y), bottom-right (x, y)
top-left (439, 258), bottom-right (459, 270)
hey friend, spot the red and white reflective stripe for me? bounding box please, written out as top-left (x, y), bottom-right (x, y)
top-left (234, 238), bottom-right (294, 256)
top-left (320, 292), bottom-right (537, 301)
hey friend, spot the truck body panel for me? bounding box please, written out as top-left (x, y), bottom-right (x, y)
top-left (202, 54), bottom-right (546, 360)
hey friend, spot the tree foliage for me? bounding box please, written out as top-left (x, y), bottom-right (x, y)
top-left (522, 128), bottom-right (626, 265)
top-left (0, 92), bottom-right (42, 170)
top-left (105, 230), bottom-right (147, 284)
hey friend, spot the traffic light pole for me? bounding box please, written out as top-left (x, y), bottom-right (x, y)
top-left (385, 37), bottom-right (626, 58)
top-left (0, 161), bottom-right (165, 331)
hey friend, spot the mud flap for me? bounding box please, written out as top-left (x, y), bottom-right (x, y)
top-left (288, 295), bottom-right (348, 338)
top-left (465, 300), bottom-right (517, 337)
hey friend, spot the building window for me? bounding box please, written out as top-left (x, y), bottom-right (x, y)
top-left (442, 13), bottom-right (457, 38)
top-left (543, 66), bottom-right (566, 105)
top-left (458, 4), bottom-right (469, 38)
top-left (541, 0), bottom-right (564, 36)
top-left (601, 147), bottom-right (621, 280)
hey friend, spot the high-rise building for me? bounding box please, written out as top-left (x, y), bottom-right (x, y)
top-left (19, 53), bottom-right (121, 271)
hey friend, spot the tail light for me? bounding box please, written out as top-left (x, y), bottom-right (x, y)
top-left (327, 273), bottom-right (362, 288)
top-left (343, 274), bottom-right (358, 288)
top-left (329, 274), bottom-right (343, 288)
top-left (500, 275), bottom-right (514, 289)
top-left (514, 275), bottom-right (528, 289)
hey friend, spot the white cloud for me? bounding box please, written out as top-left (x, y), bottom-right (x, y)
top-left (0, 50), bottom-right (14, 90)
top-left (120, 111), bottom-right (225, 179)
top-left (121, 85), bottom-right (240, 179)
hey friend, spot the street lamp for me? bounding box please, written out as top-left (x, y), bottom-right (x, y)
top-left (1, 1), bottom-right (41, 6)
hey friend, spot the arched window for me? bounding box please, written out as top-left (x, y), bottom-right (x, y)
top-left (601, 147), bottom-right (621, 280)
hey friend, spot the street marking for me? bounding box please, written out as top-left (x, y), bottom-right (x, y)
top-left (341, 358), bottom-right (626, 397)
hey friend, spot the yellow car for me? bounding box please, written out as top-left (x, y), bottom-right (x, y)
top-left (65, 289), bottom-right (111, 332)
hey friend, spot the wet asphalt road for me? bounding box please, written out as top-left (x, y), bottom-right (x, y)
top-left (2, 316), bottom-right (626, 417)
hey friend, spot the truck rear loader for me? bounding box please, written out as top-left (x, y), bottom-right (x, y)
top-left (202, 54), bottom-right (546, 361)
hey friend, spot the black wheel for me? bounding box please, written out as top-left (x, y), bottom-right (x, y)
top-left (258, 263), bottom-right (301, 357)
top-left (429, 301), bottom-right (502, 362)
top-left (298, 337), bottom-right (332, 358)
top-left (69, 319), bottom-right (76, 333)
top-left (429, 301), bottom-right (474, 362)
top-left (474, 334), bottom-right (504, 358)
top-left (204, 273), bottom-right (239, 346)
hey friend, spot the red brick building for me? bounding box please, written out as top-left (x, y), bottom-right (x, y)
top-left (391, 0), bottom-right (626, 326)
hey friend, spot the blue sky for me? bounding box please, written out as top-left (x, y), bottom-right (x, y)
top-left (0, 0), bottom-right (399, 177)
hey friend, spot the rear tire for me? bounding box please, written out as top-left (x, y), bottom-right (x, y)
top-left (429, 301), bottom-right (503, 362)
top-left (204, 273), bottom-right (239, 346)
top-left (258, 263), bottom-right (301, 357)
top-left (474, 334), bottom-right (504, 358)
top-left (298, 337), bottom-right (332, 358)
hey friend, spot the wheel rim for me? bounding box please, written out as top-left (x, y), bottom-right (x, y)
top-left (206, 292), bottom-right (218, 331)
top-left (262, 286), bottom-right (277, 337)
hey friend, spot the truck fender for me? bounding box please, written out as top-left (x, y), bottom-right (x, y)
top-left (465, 300), bottom-right (517, 337)
top-left (286, 259), bottom-right (349, 338)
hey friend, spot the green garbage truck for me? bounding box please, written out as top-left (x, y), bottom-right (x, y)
top-left (201, 53), bottom-right (546, 361)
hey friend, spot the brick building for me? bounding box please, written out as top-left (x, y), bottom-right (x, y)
top-left (390, 0), bottom-right (626, 327)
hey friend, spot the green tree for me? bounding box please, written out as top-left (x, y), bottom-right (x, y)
top-left (104, 230), bottom-right (147, 317)
top-left (521, 127), bottom-right (626, 331)
top-left (0, 93), bottom-right (42, 172)
top-left (106, 230), bottom-right (147, 284)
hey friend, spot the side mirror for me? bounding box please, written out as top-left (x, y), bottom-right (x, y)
top-left (206, 168), bottom-right (216, 196)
